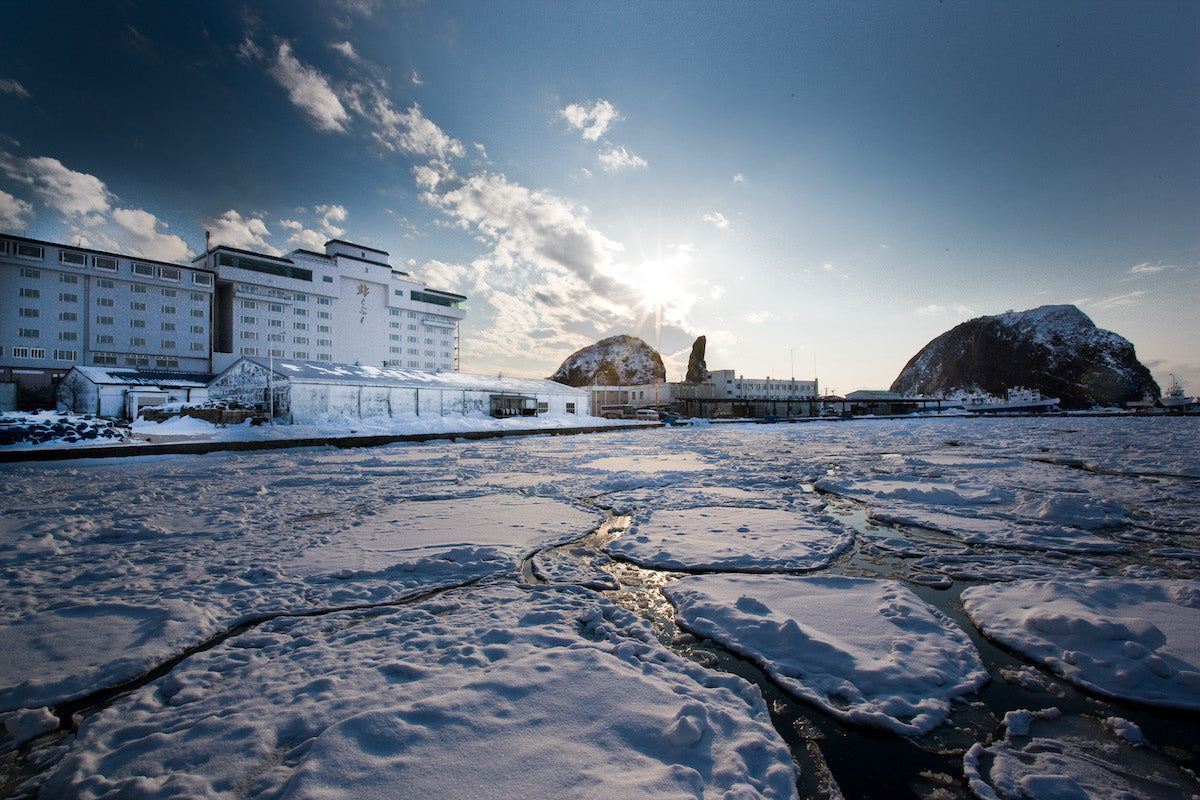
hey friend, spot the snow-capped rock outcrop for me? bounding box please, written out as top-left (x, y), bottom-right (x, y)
top-left (890, 305), bottom-right (1158, 409)
top-left (549, 335), bottom-right (666, 386)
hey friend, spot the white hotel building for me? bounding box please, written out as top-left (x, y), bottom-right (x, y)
top-left (0, 233), bottom-right (465, 408)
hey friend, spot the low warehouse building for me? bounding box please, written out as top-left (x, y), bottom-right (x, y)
top-left (55, 367), bottom-right (212, 419)
top-left (208, 358), bottom-right (589, 423)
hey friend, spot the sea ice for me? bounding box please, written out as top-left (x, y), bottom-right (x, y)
top-left (961, 578), bottom-right (1200, 710)
top-left (665, 574), bottom-right (989, 735)
top-left (605, 507), bottom-right (854, 572)
top-left (964, 709), bottom-right (1199, 800)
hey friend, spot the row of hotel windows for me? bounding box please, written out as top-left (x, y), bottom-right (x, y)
top-left (238, 347), bottom-right (333, 362)
top-left (4, 242), bottom-right (213, 286)
top-left (19, 272), bottom-right (207, 301)
top-left (0, 346), bottom-right (181, 369)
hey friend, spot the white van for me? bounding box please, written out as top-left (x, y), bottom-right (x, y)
top-left (635, 408), bottom-right (660, 420)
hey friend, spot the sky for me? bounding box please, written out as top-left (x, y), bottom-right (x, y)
top-left (1, 1), bottom-right (1197, 394)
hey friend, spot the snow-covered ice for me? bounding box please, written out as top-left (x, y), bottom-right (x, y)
top-left (964, 708), bottom-right (1199, 800)
top-left (961, 578), bottom-right (1200, 710)
top-left (606, 507), bottom-right (854, 572)
top-left (665, 574), bottom-right (989, 736)
top-left (0, 415), bottom-right (1197, 797)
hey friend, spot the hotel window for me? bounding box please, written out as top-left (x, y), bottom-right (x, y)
top-left (293, 351), bottom-right (308, 360)
top-left (92, 255), bottom-right (118, 271)
top-left (156, 357), bottom-right (178, 369)
top-left (268, 318), bottom-right (283, 328)
top-left (240, 315), bottom-right (257, 325)
top-left (317, 353), bottom-right (332, 362)
top-left (293, 293), bottom-right (307, 302)
top-left (293, 307), bottom-right (307, 316)
top-left (96, 316), bottom-right (114, 325)
top-left (18, 307), bottom-right (39, 317)
top-left (131, 284), bottom-right (146, 293)
top-left (189, 291), bottom-right (205, 302)
top-left (133, 262), bottom-right (155, 277)
top-left (20, 267), bottom-right (41, 279)
top-left (269, 348), bottom-right (284, 358)
top-left (131, 301), bottom-right (146, 311)
top-left (60, 273), bottom-right (78, 284)
top-left (240, 331), bottom-right (257, 340)
top-left (15, 243), bottom-right (44, 259)
top-left (268, 303), bottom-right (284, 313)
top-left (268, 333), bottom-right (284, 342)
top-left (125, 356), bottom-right (150, 367)
top-left (162, 305), bottom-right (176, 315)
top-left (97, 279), bottom-right (115, 289)
top-left (53, 349), bottom-right (77, 361)
top-left (293, 322), bottom-right (307, 331)
top-left (317, 311), bottom-right (330, 320)
top-left (241, 300), bottom-right (257, 309)
top-left (317, 297), bottom-right (332, 306)
top-left (96, 297), bottom-right (115, 307)
top-left (131, 319), bottom-right (146, 329)
top-left (59, 311), bottom-right (77, 322)
top-left (96, 334), bottom-right (114, 345)
top-left (190, 342), bottom-right (205, 352)
top-left (161, 322), bottom-right (176, 332)
top-left (191, 309), bottom-right (205, 317)
top-left (162, 288), bottom-right (176, 297)
top-left (323, 275), bottom-right (333, 283)
top-left (161, 340), bottom-right (176, 350)
top-left (11, 347), bottom-right (29, 358)
top-left (293, 336), bottom-right (308, 345)
top-left (57, 331), bottom-right (77, 342)
top-left (157, 267), bottom-right (180, 282)
top-left (318, 338), bottom-right (332, 347)
top-left (317, 324), bottom-right (330, 333)
top-left (192, 273), bottom-right (212, 286)
top-left (240, 346), bottom-right (258, 356)
top-left (130, 337), bottom-right (146, 347)
top-left (92, 352), bottom-right (117, 365)
top-left (190, 325), bottom-right (205, 334)
top-left (18, 328), bottom-right (39, 338)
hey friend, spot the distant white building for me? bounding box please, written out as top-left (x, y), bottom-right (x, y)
top-left (209, 358), bottom-right (589, 424)
top-left (671, 369), bottom-right (819, 417)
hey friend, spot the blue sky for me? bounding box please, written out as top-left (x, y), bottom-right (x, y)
top-left (1, 1), bottom-right (1197, 393)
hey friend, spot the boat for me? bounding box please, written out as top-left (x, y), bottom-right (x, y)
top-left (958, 387), bottom-right (1059, 414)
top-left (1160, 375), bottom-right (1195, 410)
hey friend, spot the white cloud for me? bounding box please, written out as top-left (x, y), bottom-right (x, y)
top-left (110, 207), bottom-right (195, 262)
top-left (279, 204), bottom-right (349, 251)
top-left (268, 41), bottom-right (350, 133)
top-left (0, 153), bottom-right (113, 219)
top-left (411, 70), bottom-right (423, 86)
top-left (0, 78), bottom-right (30, 99)
top-left (747, 311), bottom-right (774, 324)
top-left (372, 100), bottom-right (465, 160)
top-left (203, 209), bottom-right (279, 254)
top-left (732, 173), bottom-right (746, 183)
top-left (329, 41), bottom-right (360, 62)
top-left (702, 211), bottom-right (730, 230)
top-left (0, 188), bottom-right (33, 230)
top-left (598, 144), bottom-right (647, 172)
top-left (560, 100), bottom-right (620, 141)
top-left (1129, 261), bottom-right (1178, 276)
top-left (1089, 291), bottom-right (1147, 311)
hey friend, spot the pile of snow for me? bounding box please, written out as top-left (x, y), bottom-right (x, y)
top-left (961, 578), bottom-right (1200, 710)
top-left (0, 411), bottom-right (127, 447)
top-left (665, 574), bottom-right (989, 736)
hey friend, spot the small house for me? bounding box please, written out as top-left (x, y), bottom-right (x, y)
top-left (56, 367), bottom-right (212, 419)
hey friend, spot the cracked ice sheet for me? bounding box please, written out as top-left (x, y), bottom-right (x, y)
top-left (0, 453), bottom-right (600, 712)
top-left (665, 574), bottom-right (988, 736)
top-left (868, 506), bottom-right (1127, 554)
top-left (34, 584), bottom-right (799, 800)
top-left (961, 578), bottom-right (1200, 710)
top-left (963, 709), bottom-right (1200, 800)
top-left (605, 507), bottom-right (854, 572)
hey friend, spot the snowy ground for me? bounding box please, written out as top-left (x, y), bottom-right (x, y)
top-left (1, 416), bottom-right (1198, 798)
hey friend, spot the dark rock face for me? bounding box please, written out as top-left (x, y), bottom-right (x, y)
top-left (685, 336), bottom-right (710, 384)
top-left (549, 335), bottom-right (666, 386)
top-left (890, 305), bottom-right (1159, 409)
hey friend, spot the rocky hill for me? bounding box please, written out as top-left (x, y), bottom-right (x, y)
top-left (890, 305), bottom-right (1158, 409)
top-left (549, 335), bottom-right (666, 386)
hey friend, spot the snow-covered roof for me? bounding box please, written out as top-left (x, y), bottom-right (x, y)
top-left (68, 366), bottom-right (213, 388)
top-left (234, 358), bottom-right (587, 395)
